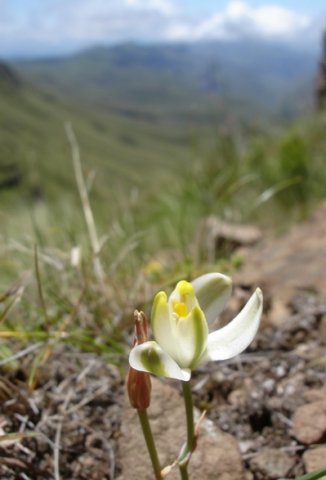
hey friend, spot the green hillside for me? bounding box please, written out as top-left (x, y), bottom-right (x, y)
top-left (15, 41), bottom-right (317, 121)
top-left (13, 44), bottom-right (220, 125)
top-left (0, 62), bottom-right (198, 238)
top-left (0, 63), bottom-right (194, 289)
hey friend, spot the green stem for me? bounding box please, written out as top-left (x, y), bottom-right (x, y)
top-left (137, 409), bottom-right (162, 480)
top-left (178, 380), bottom-right (195, 479)
top-left (179, 463), bottom-right (190, 480)
top-left (182, 380), bottom-right (195, 454)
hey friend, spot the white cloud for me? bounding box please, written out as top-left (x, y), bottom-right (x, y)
top-left (166, 1), bottom-right (313, 41)
top-left (125, 0), bottom-right (176, 16)
top-left (235, 2), bottom-right (310, 37)
top-left (0, 0), bottom-right (322, 57)
top-left (0, 0), bottom-right (176, 55)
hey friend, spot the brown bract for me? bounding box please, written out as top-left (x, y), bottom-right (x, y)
top-left (126, 310), bottom-right (152, 410)
top-left (127, 367), bottom-right (152, 410)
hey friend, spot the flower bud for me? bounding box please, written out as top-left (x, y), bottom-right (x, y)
top-left (134, 310), bottom-right (148, 345)
top-left (127, 310), bottom-right (152, 409)
top-left (127, 367), bottom-right (152, 409)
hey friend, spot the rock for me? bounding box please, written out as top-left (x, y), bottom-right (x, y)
top-left (196, 216), bottom-right (262, 262)
top-left (292, 401), bottom-right (326, 444)
top-left (244, 472), bottom-right (254, 480)
top-left (304, 387), bottom-right (326, 403)
top-left (303, 446), bottom-right (326, 480)
top-left (119, 377), bottom-right (246, 479)
top-left (249, 448), bottom-right (295, 479)
top-left (267, 298), bottom-right (291, 327)
top-left (234, 201), bottom-right (326, 303)
top-left (228, 387), bottom-right (249, 407)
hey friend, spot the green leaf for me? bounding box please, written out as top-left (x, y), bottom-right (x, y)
top-left (283, 467), bottom-right (326, 480)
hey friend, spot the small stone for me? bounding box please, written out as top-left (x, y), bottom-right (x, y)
top-left (304, 387), bottom-right (326, 403)
top-left (303, 446), bottom-right (326, 480)
top-left (244, 470), bottom-right (254, 480)
top-left (249, 448), bottom-right (295, 479)
top-left (274, 365), bottom-right (287, 378)
top-left (292, 401), bottom-right (326, 444)
top-left (268, 299), bottom-right (291, 327)
top-left (238, 439), bottom-right (257, 454)
top-left (228, 388), bottom-right (249, 407)
top-left (262, 378), bottom-right (275, 394)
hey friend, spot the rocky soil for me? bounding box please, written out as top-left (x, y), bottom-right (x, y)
top-left (1, 202), bottom-right (326, 479)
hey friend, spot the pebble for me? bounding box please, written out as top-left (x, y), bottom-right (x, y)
top-left (303, 446), bottom-right (326, 480)
top-left (292, 400), bottom-right (326, 444)
top-left (249, 448), bottom-right (295, 479)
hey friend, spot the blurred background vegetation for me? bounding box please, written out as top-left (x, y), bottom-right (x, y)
top-left (1, 37), bottom-right (326, 367)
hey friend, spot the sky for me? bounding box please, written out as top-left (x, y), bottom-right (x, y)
top-left (0, 0), bottom-right (325, 58)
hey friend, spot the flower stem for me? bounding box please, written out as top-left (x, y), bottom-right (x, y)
top-left (178, 380), bottom-right (195, 479)
top-left (137, 409), bottom-right (162, 480)
top-left (182, 380), bottom-right (195, 454)
top-left (179, 463), bottom-right (190, 480)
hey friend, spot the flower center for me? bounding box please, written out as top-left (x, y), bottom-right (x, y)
top-left (172, 300), bottom-right (187, 317)
top-left (172, 280), bottom-right (196, 318)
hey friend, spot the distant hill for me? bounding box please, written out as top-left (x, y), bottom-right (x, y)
top-left (0, 60), bottom-right (192, 234)
top-left (14, 40), bottom-right (319, 121)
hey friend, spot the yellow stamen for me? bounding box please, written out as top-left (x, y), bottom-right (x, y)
top-left (176, 280), bottom-right (194, 297)
top-left (172, 300), bottom-right (187, 317)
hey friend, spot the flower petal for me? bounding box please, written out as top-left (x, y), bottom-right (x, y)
top-left (206, 288), bottom-right (263, 361)
top-left (129, 341), bottom-right (191, 381)
top-left (191, 273), bottom-right (232, 324)
top-left (151, 291), bottom-right (179, 361)
top-left (175, 305), bottom-right (208, 369)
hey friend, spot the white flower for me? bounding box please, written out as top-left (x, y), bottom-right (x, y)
top-left (129, 273), bottom-right (263, 381)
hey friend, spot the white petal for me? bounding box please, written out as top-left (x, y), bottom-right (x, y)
top-left (151, 291), bottom-right (179, 362)
top-left (206, 288), bottom-right (263, 361)
top-left (175, 306), bottom-right (208, 369)
top-left (191, 273), bottom-right (232, 324)
top-left (129, 341), bottom-right (191, 381)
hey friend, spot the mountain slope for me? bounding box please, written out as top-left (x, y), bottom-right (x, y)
top-left (14, 40), bottom-right (318, 120)
top-left (0, 62), bottom-right (193, 240)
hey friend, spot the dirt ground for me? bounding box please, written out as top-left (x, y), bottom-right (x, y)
top-left (1, 203), bottom-right (326, 479)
